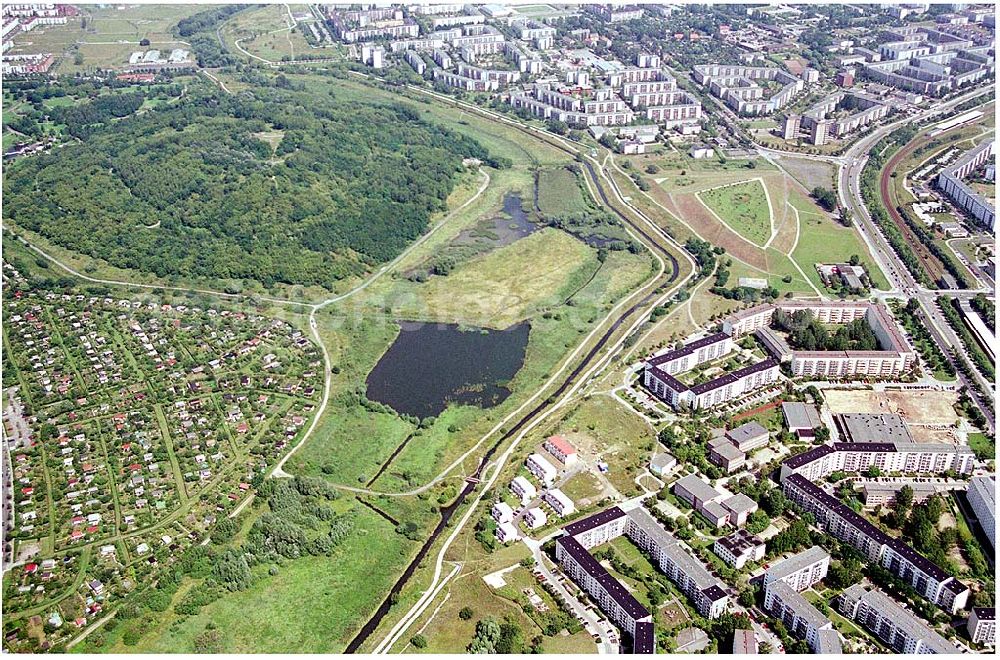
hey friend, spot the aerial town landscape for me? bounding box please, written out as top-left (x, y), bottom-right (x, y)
top-left (0, 1), bottom-right (996, 655)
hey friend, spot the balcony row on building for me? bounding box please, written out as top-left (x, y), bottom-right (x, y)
top-left (693, 64), bottom-right (805, 116)
top-left (779, 469), bottom-right (969, 613)
top-left (937, 139), bottom-right (995, 230)
top-left (762, 547), bottom-right (843, 654)
top-left (836, 583), bottom-right (962, 653)
top-left (555, 504), bottom-right (733, 652)
top-left (785, 91), bottom-right (890, 146)
top-left (862, 46), bottom-right (994, 97)
top-left (725, 301), bottom-right (916, 379)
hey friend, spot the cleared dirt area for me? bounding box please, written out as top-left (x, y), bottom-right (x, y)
top-left (825, 389), bottom-right (961, 432)
top-left (773, 156), bottom-right (836, 191)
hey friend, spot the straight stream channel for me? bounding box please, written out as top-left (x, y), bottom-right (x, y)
top-left (345, 147), bottom-right (681, 652)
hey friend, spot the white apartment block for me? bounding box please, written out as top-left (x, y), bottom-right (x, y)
top-left (764, 580), bottom-right (841, 653)
top-left (782, 472), bottom-right (970, 613)
top-left (938, 140), bottom-right (995, 230)
top-left (764, 546), bottom-right (830, 592)
top-left (492, 501), bottom-right (514, 524)
top-left (544, 488), bottom-right (576, 517)
top-left (694, 64), bottom-right (804, 116)
top-left (969, 607), bottom-right (996, 647)
top-left (510, 475), bottom-right (537, 505)
top-left (967, 474), bottom-right (995, 550)
top-left (523, 507), bottom-right (547, 530)
top-left (526, 453), bottom-right (557, 486)
top-left (837, 584), bottom-right (961, 653)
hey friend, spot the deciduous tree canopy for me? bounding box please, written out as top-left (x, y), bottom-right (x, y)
top-left (4, 83), bottom-right (496, 289)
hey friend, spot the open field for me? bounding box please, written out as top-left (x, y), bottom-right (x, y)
top-left (825, 389), bottom-right (961, 428)
top-left (84, 507), bottom-right (414, 654)
top-left (371, 228), bottom-right (597, 328)
top-left (218, 4), bottom-right (313, 63)
top-left (697, 180), bottom-right (773, 246)
top-left (773, 155), bottom-right (836, 192)
top-left (537, 167), bottom-right (591, 217)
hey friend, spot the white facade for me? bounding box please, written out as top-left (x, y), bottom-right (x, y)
top-left (526, 453), bottom-right (557, 486)
top-left (544, 488), bottom-right (576, 516)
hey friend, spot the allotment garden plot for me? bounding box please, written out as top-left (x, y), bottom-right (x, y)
top-left (2, 276), bottom-right (323, 647)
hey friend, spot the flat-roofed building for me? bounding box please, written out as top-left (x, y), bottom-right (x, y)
top-left (563, 506), bottom-right (627, 549)
top-left (835, 413), bottom-right (913, 444)
top-left (837, 584), bottom-right (961, 653)
top-left (650, 452), bottom-right (677, 476)
top-left (764, 546), bottom-right (829, 592)
top-left (764, 580), bottom-right (840, 653)
top-left (969, 607), bottom-right (995, 647)
top-left (625, 507), bottom-right (730, 619)
top-left (523, 507), bottom-right (547, 530)
top-left (732, 628), bottom-right (758, 654)
top-left (710, 441), bottom-right (746, 473)
top-left (782, 472), bottom-right (970, 613)
top-left (967, 474), bottom-right (995, 550)
top-left (781, 402), bottom-right (821, 437)
top-left (492, 501), bottom-right (514, 524)
top-left (555, 535), bottom-right (652, 636)
top-left (727, 422), bottom-right (769, 452)
top-left (496, 521), bottom-right (519, 544)
top-left (714, 529), bottom-right (765, 569)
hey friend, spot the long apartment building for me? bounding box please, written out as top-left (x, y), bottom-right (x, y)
top-left (327, 7), bottom-right (419, 43)
top-left (644, 355), bottom-right (780, 411)
top-left (967, 474), bottom-right (995, 550)
top-left (781, 471), bottom-right (970, 613)
top-left (455, 61), bottom-right (520, 85)
top-left (800, 92), bottom-right (890, 145)
top-left (725, 301), bottom-right (915, 378)
top-left (780, 442), bottom-right (975, 483)
top-left (557, 506), bottom-right (730, 639)
top-left (433, 67), bottom-right (497, 91)
top-left (511, 83), bottom-right (635, 126)
top-left (762, 547), bottom-right (842, 654)
top-left (937, 140), bottom-right (995, 230)
top-left (837, 584), bottom-right (962, 653)
top-left (694, 64), bottom-right (804, 116)
top-left (863, 46), bottom-right (995, 96)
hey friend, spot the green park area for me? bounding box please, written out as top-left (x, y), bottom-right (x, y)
top-left (697, 180), bottom-right (773, 246)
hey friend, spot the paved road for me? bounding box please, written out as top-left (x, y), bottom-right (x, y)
top-left (834, 86), bottom-right (996, 431)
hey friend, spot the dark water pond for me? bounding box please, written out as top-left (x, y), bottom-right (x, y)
top-left (453, 192), bottom-right (537, 248)
top-left (365, 321), bottom-right (529, 418)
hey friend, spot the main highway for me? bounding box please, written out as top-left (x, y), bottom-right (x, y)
top-left (833, 85), bottom-right (995, 430)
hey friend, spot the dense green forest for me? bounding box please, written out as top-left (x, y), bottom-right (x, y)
top-left (4, 80), bottom-right (498, 288)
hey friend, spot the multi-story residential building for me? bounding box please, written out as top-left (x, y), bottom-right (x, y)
top-left (390, 36), bottom-right (446, 52)
top-left (555, 534), bottom-right (652, 637)
top-left (764, 546), bottom-right (830, 592)
top-left (837, 584), bottom-right (961, 653)
top-left (327, 7), bottom-right (419, 43)
top-left (625, 508), bottom-right (731, 619)
top-left (780, 442), bottom-right (975, 483)
top-left (967, 474), bottom-right (995, 550)
top-left (563, 506), bottom-right (628, 549)
top-left (713, 529), bottom-right (765, 569)
top-left (492, 501), bottom-right (514, 524)
top-left (556, 506), bottom-right (730, 632)
top-left (405, 50), bottom-right (426, 75)
top-left (544, 488), bottom-right (575, 517)
top-left (543, 435), bottom-right (578, 466)
top-left (585, 4), bottom-right (644, 23)
top-left (433, 68), bottom-right (498, 92)
top-left (513, 19), bottom-right (556, 49)
top-left (799, 92), bottom-right (890, 145)
top-left (644, 332), bottom-right (734, 377)
top-left (724, 302), bottom-right (915, 378)
top-left (782, 473), bottom-right (970, 613)
top-left (455, 61), bottom-right (520, 85)
top-left (938, 140), bottom-right (995, 229)
top-left (523, 506), bottom-right (547, 530)
top-left (693, 64), bottom-right (804, 115)
top-left (510, 475), bottom-right (537, 504)
top-left (526, 453), bottom-right (557, 486)
top-left (511, 83), bottom-right (635, 126)
top-left (968, 607), bottom-right (996, 647)
top-left (644, 356), bottom-right (780, 410)
top-left (764, 580), bottom-right (842, 653)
